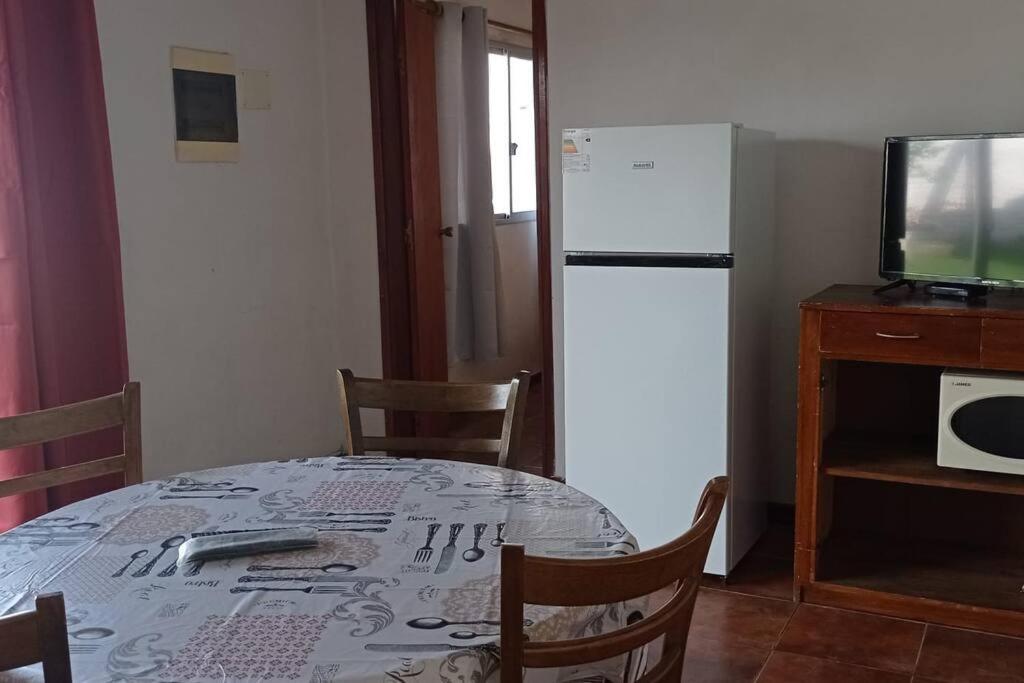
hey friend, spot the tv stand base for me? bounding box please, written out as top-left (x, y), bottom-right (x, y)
top-left (874, 279), bottom-right (916, 295)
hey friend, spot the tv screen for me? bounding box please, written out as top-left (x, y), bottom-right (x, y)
top-left (880, 133), bottom-right (1024, 288)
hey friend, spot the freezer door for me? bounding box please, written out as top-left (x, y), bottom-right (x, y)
top-left (563, 264), bottom-right (731, 574)
top-left (563, 124), bottom-right (735, 254)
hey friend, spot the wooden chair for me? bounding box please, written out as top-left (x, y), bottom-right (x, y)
top-left (0, 383), bottom-right (142, 501)
top-left (336, 369), bottom-right (530, 469)
top-left (0, 592), bottom-right (73, 682)
top-left (500, 476), bottom-right (729, 683)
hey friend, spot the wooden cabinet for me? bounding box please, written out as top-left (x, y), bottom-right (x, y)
top-left (796, 284), bottom-right (1024, 637)
top-left (819, 311), bottom-right (981, 365)
top-left (982, 318), bottom-right (1024, 371)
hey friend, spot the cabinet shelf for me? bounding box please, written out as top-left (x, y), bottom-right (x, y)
top-left (823, 432), bottom-right (1024, 497)
top-left (816, 534), bottom-right (1024, 615)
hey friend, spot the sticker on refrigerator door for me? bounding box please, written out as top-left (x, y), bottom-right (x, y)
top-left (562, 128), bottom-right (591, 173)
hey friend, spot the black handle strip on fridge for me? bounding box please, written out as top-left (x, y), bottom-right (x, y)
top-left (564, 253), bottom-right (734, 268)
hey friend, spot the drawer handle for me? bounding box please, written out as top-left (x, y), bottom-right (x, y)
top-left (875, 332), bottom-right (921, 340)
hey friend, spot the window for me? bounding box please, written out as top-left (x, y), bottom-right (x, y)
top-left (489, 44), bottom-right (536, 222)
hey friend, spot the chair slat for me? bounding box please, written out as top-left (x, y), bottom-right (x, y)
top-left (0, 393), bottom-right (124, 450)
top-left (363, 436), bottom-right (501, 454)
top-left (0, 455), bottom-right (128, 498)
top-left (0, 611), bottom-right (41, 670)
top-left (353, 379), bottom-right (512, 412)
top-left (522, 579), bottom-right (698, 668)
top-left (0, 593), bottom-right (71, 682)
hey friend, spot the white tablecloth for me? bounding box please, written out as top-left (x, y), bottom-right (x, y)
top-left (0, 456), bottom-right (639, 682)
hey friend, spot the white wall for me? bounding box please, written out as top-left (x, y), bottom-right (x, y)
top-left (547, 0), bottom-right (1024, 501)
top-left (95, 0), bottom-right (382, 479)
top-left (482, 0), bottom-right (531, 30)
top-left (449, 220), bottom-right (542, 382)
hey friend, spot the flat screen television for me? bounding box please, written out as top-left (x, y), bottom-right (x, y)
top-left (880, 133), bottom-right (1024, 289)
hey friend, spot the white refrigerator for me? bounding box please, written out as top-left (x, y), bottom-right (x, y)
top-left (561, 123), bottom-right (775, 575)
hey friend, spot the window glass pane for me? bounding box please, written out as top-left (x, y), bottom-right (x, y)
top-left (509, 55), bottom-right (536, 214)
top-left (488, 51), bottom-right (511, 217)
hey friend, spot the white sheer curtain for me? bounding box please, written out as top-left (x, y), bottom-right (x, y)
top-left (436, 2), bottom-right (501, 363)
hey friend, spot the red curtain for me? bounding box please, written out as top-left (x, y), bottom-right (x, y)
top-left (0, 0), bottom-right (129, 531)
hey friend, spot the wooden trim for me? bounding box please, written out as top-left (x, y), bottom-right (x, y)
top-left (794, 308), bottom-right (822, 595)
top-left (804, 581), bottom-right (1024, 638)
top-left (365, 0), bottom-right (415, 436)
top-left (488, 21), bottom-right (532, 50)
top-left (532, 0), bottom-right (555, 478)
top-left (489, 19), bottom-right (532, 36)
top-left (398, 0), bottom-right (448, 387)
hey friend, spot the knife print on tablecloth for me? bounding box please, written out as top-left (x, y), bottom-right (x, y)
top-left (434, 523), bottom-right (464, 574)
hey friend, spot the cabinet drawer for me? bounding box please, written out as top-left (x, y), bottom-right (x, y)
top-left (982, 319), bottom-right (1024, 371)
top-left (819, 312), bottom-right (980, 364)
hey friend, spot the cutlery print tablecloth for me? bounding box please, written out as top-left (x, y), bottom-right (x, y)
top-left (0, 456), bottom-right (640, 682)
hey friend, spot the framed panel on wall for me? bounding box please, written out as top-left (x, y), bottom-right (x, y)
top-left (171, 46), bottom-right (239, 162)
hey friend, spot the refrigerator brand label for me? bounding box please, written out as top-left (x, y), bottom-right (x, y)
top-left (562, 128), bottom-right (591, 173)
top-left (631, 161), bottom-right (655, 170)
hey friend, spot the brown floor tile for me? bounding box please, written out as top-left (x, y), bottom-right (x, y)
top-left (675, 589), bottom-right (794, 682)
top-left (915, 625), bottom-right (1024, 682)
top-left (775, 604), bottom-right (924, 674)
top-left (708, 553), bottom-right (794, 601)
top-left (688, 589), bottom-right (795, 651)
top-left (683, 639), bottom-right (769, 683)
top-left (758, 651), bottom-right (911, 682)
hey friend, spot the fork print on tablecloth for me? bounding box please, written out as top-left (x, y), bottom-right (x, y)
top-left (414, 523), bottom-right (442, 564)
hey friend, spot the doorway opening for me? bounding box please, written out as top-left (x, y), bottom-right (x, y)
top-left (365, 0), bottom-right (553, 477)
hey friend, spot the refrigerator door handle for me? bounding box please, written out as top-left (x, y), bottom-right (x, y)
top-left (564, 252), bottom-right (734, 269)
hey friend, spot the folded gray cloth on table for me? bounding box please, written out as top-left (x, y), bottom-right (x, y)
top-left (177, 527), bottom-right (319, 565)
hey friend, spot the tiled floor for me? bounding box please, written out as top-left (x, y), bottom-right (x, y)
top-left (686, 522), bottom-right (1024, 681)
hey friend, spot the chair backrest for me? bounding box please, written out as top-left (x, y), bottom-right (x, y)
top-left (0, 592), bottom-right (72, 682)
top-left (0, 383), bottom-right (141, 500)
top-left (336, 369), bottom-right (531, 469)
top-left (500, 476), bottom-right (729, 683)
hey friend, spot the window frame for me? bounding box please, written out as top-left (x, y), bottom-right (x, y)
top-left (489, 42), bottom-right (537, 225)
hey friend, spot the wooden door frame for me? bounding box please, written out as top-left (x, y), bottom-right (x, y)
top-left (365, 0), bottom-right (555, 477)
top-left (531, 0), bottom-right (554, 478)
top-left (365, 0), bottom-right (414, 437)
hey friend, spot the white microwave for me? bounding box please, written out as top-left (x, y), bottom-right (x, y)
top-left (938, 370), bottom-right (1024, 475)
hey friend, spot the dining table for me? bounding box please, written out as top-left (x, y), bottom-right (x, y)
top-left (0, 455), bottom-right (641, 682)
